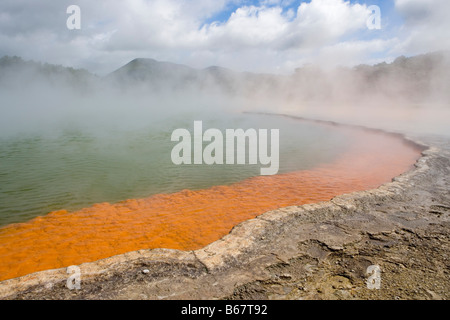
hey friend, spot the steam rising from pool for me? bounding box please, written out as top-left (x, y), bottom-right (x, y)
top-left (0, 113), bottom-right (349, 226)
top-left (0, 53), bottom-right (445, 281)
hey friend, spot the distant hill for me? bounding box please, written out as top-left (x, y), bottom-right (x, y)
top-left (107, 58), bottom-right (197, 88)
top-left (1, 52), bottom-right (449, 105)
top-left (0, 56), bottom-right (97, 92)
top-left (105, 57), bottom-right (272, 95)
top-left (291, 51), bottom-right (450, 105)
top-left (350, 52), bottom-right (450, 103)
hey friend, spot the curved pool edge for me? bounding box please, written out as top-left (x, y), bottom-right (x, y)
top-left (1, 120), bottom-right (448, 300)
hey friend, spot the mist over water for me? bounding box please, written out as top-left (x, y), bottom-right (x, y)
top-left (246, 53), bottom-right (450, 137)
top-left (0, 52), bottom-right (448, 227)
top-left (0, 74), bottom-right (353, 227)
top-left (1, 52), bottom-right (449, 138)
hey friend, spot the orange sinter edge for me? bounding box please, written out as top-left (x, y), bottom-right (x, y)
top-left (0, 128), bottom-right (423, 281)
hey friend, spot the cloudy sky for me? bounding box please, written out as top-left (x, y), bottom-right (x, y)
top-left (0, 0), bottom-right (449, 75)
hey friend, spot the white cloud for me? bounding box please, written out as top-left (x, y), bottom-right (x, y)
top-left (200, 5), bottom-right (290, 49)
top-left (392, 0), bottom-right (450, 55)
top-left (0, 0), bottom-right (447, 74)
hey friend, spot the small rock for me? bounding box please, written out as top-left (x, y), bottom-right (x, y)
top-left (44, 283), bottom-right (54, 290)
top-left (142, 269), bottom-right (150, 274)
top-left (426, 289), bottom-right (442, 300)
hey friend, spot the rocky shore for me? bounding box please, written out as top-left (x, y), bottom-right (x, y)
top-left (0, 129), bottom-right (449, 300)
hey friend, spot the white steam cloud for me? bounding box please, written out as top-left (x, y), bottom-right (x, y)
top-left (0, 0), bottom-right (449, 74)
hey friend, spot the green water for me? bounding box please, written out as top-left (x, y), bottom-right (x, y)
top-left (0, 113), bottom-right (350, 226)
